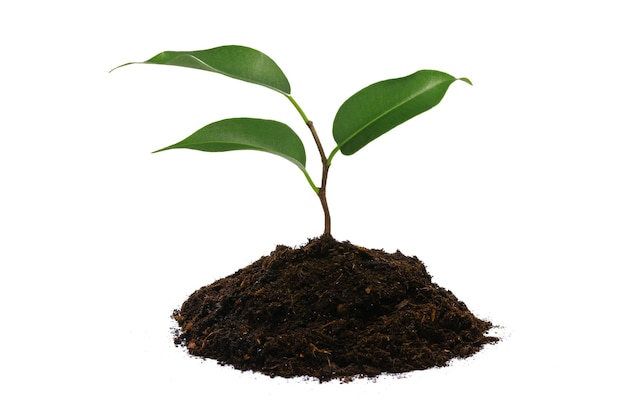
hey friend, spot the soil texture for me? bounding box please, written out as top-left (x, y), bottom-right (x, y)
top-left (172, 235), bottom-right (498, 382)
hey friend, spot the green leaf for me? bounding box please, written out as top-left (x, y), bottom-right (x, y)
top-left (332, 70), bottom-right (471, 157)
top-left (111, 45), bottom-right (291, 95)
top-left (154, 118), bottom-right (306, 171)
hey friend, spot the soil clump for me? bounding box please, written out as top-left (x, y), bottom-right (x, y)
top-left (172, 235), bottom-right (498, 382)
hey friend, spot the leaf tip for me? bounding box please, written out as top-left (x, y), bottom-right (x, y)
top-left (151, 146), bottom-right (170, 154)
top-left (459, 77), bottom-right (473, 86)
top-left (108, 62), bottom-right (133, 73)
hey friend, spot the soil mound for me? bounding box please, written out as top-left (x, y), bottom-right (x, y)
top-left (172, 235), bottom-right (498, 382)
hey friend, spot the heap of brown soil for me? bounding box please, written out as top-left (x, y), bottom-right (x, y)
top-left (172, 235), bottom-right (498, 382)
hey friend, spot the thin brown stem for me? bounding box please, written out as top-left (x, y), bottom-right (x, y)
top-left (306, 121), bottom-right (332, 237)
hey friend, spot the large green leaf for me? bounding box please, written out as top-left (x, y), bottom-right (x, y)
top-left (332, 70), bottom-right (471, 156)
top-left (112, 45), bottom-right (291, 95)
top-left (154, 118), bottom-right (306, 170)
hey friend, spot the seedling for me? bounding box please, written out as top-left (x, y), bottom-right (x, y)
top-left (111, 45), bottom-right (471, 237)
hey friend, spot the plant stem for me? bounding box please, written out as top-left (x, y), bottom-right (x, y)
top-left (287, 95), bottom-right (309, 124)
top-left (286, 94), bottom-right (332, 237)
top-left (326, 145), bottom-right (341, 166)
top-left (306, 120), bottom-right (332, 237)
top-left (301, 169), bottom-right (319, 193)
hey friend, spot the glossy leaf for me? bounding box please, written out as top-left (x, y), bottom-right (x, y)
top-left (332, 70), bottom-right (472, 156)
top-left (112, 45), bottom-right (291, 95)
top-left (154, 118), bottom-right (306, 170)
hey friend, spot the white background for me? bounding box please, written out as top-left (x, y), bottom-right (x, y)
top-left (1, 0), bottom-right (624, 415)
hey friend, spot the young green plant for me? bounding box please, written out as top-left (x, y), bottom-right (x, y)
top-left (111, 45), bottom-right (471, 237)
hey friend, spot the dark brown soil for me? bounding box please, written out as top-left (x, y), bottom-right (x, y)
top-left (172, 235), bottom-right (498, 382)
